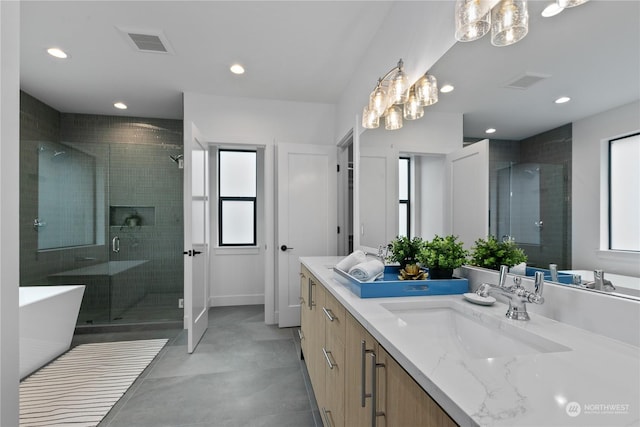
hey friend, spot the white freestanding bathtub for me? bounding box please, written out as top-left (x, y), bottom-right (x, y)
top-left (19, 285), bottom-right (85, 379)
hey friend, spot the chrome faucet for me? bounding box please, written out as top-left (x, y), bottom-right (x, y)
top-left (476, 265), bottom-right (545, 321)
top-left (585, 269), bottom-right (616, 292)
top-left (549, 264), bottom-right (558, 282)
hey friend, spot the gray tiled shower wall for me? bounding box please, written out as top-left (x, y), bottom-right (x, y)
top-left (486, 124), bottom-right (572, 269)
top-left (20, 91), bottom-right (184, 324)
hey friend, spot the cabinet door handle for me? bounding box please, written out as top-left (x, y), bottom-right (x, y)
top-left (308, 279), bottom-right (315, 309)
top-left (369, 352), bottom-right (385, 427)
top-left (361, 340), bottom-right (375, 407)
top-left (322, 347), bottom-right (335, 369)
top-left (297, 329), bottom-right (304, 340)
top-left (322, 306), bottom-right (335, 321)
top-left (321, 407), bottom-right (334, 427)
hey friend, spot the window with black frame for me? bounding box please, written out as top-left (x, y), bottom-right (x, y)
top-left (609, 132), bottom-right (639, 252)
top-left (399, 157), bottom-right (410, 238)
top-left (218, 149), bottom-right (257, 246)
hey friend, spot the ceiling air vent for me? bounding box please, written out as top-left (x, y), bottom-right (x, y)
top-left (117, 27), bottom-right (173, 54)
top-left (128, 33), bottom-right (167, 53)
top-left (503, 72), bottom-right (550, 90)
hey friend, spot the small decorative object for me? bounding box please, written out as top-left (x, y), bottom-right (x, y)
top-left (398, 263), bottom-right (428, 280)
top-left (418, 235), bottom-right (468, 280)
top-left (386, 236), bottom-right (425, 270)
top-left (123, 212), bottom-right (142, 228)
top-left (469, 236), bottom-right (527, 271)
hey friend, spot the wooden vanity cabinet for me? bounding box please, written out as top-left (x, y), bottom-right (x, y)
top-left (345, 312), bottom-right (377, 427)
top-left (300, 266), bottom-right (346, 426)
top-left (376, 346), bottom-right (457, 427)
top-left (301, 264), bottom-right (457, 427)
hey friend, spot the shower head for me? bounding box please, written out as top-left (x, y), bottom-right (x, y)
top-left (170, 154), bottom-right (184, 169)
top-left (169, 154), bottom-right (184, 163)
top-left (53, 150), bottom-right (66, 157)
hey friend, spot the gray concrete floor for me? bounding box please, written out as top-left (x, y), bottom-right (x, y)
top-left (71, 305), bottom-right (320, 427)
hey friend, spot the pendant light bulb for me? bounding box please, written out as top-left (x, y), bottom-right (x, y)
top-left (362, 106), bottom-right (380, 129)
top-left (491, 0), bottom-right (529, 47)
top-left (455, 0), bottom-right (492, 42)
top-left (388, 62), bottom-right (409, 105)
top-left (415, 74), bottom-right (439, 106)
top-left (369, 81), bottom-right (388, 118)
top-left (384, 105), bottom-right (403, 130)
top-left (403, 87), bottom-right (424, 121)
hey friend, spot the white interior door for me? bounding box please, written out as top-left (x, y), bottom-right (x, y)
top-left (445, 139), bottom-right (489, 249)
top-left (357, 144), bottom-right (398, 252)
top-left (184, 123), bottom-right (209, 353)
top-left (277, 143), bottom-right (337, 327)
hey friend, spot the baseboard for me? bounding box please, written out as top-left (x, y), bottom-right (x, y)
top-left (209, 294), bottom-right (265, 307)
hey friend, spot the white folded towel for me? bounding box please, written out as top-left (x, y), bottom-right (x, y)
top-left (336, 250), bottom-right (367, 272)
top-left (348, 260), bottom-right (385, 282)
top-left (510, 262), bottom-right (527, 276)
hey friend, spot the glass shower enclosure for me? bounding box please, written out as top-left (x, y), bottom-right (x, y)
top-left (23, 138), bottom-right (184, 326)
top-left (495, 162), bottom-right (570, 269)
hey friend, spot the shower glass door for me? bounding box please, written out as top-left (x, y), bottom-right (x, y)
top-left (496, 162), bottom-right (569, 268)
top-left (106, 142), bottom-right (184, 324)
top-left (38, 140), bottom-right (184, 326)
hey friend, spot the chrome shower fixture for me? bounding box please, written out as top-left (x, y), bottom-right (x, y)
top-left (170, 154), bottom-right (184, 169)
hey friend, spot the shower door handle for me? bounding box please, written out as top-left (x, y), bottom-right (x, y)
top-left (183, 249), bottom-right (202, 256)
top-left (112, 236), bottom-right (120, 253)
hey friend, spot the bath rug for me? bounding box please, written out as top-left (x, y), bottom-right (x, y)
top-left (19, 338), bottom-right (168, 427)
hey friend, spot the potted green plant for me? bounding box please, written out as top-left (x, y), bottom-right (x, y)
top-left (417, 235), bottom-right (468, 279)
top-left (469, 236), bottom-right (527, 271)
top-left (386, 236), bottom-right (424, 270)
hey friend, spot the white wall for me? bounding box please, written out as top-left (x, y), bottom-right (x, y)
top-left (358, 111), bottom-right (463, 245)
top-left (416, 155), bottom-right (446, 239)
top-left (184, 93), bottom-right (336, 147)
top-left (0, 1), bottom-right (21, 424)
top-left (360, 111), bottom-right (463, 155)
top-left (572, 101), bottom-right (640, 276)
top-left (183, 92), bottom-right (337, 322)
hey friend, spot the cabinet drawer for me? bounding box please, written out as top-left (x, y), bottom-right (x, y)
top-left (322, 291), bottom-right (346, 344)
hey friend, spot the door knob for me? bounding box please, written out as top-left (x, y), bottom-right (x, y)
top-left (281, 245), bottom-right (294, 252)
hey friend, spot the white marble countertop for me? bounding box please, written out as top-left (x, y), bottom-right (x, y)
top-left (301, 256), bottom-right (640, 427)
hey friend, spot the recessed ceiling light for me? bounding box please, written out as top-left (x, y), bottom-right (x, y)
top-left (230, 64), bottom-right (245, 75)
top-left (485, 128), bottom-right (497, 134)
top-left (47, 48), bottom-right (68, 59)
top-left (542, 3), bottom-right (564, 17)
top-left (440, 84), bottom-right (455, 93)
top-left (555, 96), bottom-right (571, 104)
top-left (114, 102), bottom-right (128, 110)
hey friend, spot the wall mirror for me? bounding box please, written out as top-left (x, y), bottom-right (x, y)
top-left (355, 1), bottom-right (639, 298)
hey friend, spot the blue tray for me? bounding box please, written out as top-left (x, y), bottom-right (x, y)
top-left (333, 266), bottom-right (469, 298)
top-left (525, 267), bottom-right (574, 284)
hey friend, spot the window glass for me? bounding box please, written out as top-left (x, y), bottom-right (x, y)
top-left (610, 133), bottom-right (640, 251)
top-left (221, 200), bottom-right (255, 245)
top-left (399, 158), bottom-right (409, 200)
top-left (399, 204), bottom-right (408, 238)
top-left (219, 151), bottom-right (256, 197)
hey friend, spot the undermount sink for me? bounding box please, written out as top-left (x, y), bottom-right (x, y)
top-left (380, 300), bottom-right (571, 359)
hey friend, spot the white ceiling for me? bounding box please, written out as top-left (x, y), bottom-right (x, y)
top-left (20, 1), bottom-right (640, 141)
